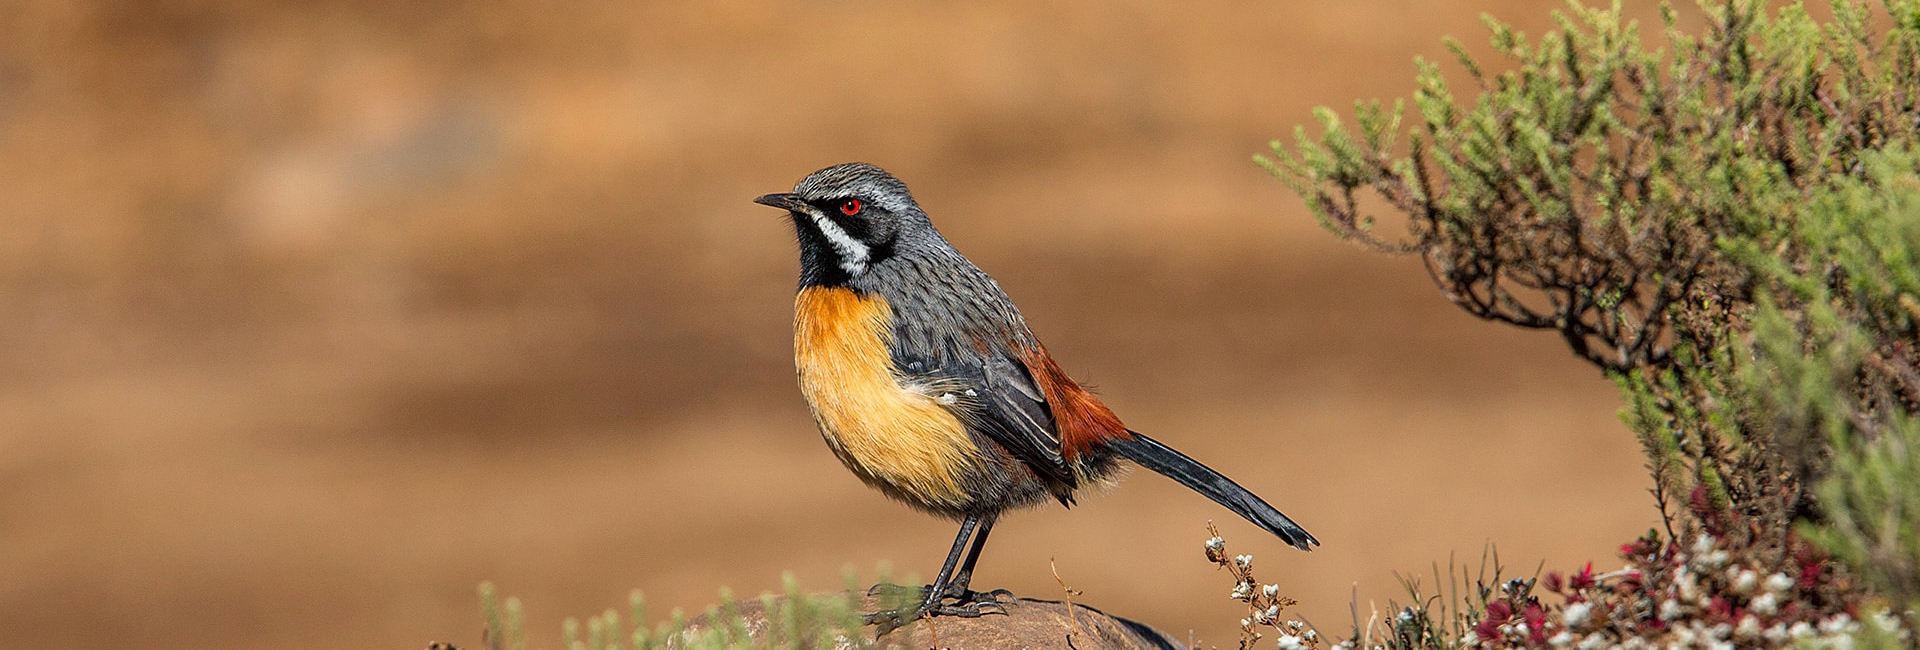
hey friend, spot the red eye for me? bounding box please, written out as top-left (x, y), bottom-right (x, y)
top-left (839, 199), bottom-right (862, 215)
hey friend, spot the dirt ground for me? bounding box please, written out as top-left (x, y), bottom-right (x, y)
top-left (1, 2), bottom-right (1673, 648)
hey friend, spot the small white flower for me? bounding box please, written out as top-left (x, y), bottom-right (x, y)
top-left (1692, 534), bottom-right (1716, 555)
top-left (1395, 608), bottom-right (1416, 624)
top-left (1563, 602), bottom-right (1593, 628)
top-left (1262, 584), bottom-right (1280, 598)
top-left (1870, 609), bottom-right (1904, 633)
top-left (1231, 582), bottom-right (1253, 600)
top-left (1749, 592), bottom-right (1778, 615)
top-left (1788, 621), bottom-right (1814, 638)
top-left (1234, 554), bottom-right (1254, 569)
top-left (1732, 569), bottom-right (1758, 594)
top-left (1285, 619), bottom-right (1303, 631)
top-left (1275, 634), bottom-right (1308, 650)
top-left (1690, 548), bottom-right (1729, 570)
top-left (1677, 572), bottom-right (1702, 601)
top-left (1577, 633), bottom-right (1612, 650)
top-left (1659, 598), bottom-right (1684, 621)
top-left (1819, 613), bottom-right (1858, 636)
top-left (1460, 631), bottom-right (1479, 644)
top-left (1206, 536), bottom-right (1226, 552)
top-left (1241, 617), bottom-right (1252, 629)
top-left (1706, 622), bottom-right (1732, 640)
top-left (1303, 629), bottom-right (1319, 642)
top-left (1765, 572), bottom-right (1794, 594)
top-left (1762, 623), bottom-right (1789, 643)
top-left (1548, 631), bottom-right (1573, 647)
top-left (1734, 615), bottom-right (1761, 639)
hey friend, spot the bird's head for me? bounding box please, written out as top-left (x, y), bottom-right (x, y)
top-left (755, 162), bottom-right (926, 285)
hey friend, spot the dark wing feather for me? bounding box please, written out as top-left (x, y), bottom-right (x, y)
top-left (891, 343), bottom-right (1078, 493)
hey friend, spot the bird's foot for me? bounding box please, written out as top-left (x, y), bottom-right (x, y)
top-left (863, 583), bottom-right (933, 635)
top-left (863, 586), bottom-right (1013, 635)
top-left (928, 595), bottom-right (1009, 618)
top-left (862, 606), bottom-right (920, 636)
top-left (942, 585), bottom-right (1015, 605)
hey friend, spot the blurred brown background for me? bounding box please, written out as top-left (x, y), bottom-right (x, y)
top-left (1, 1), bottom-right (1666, 648)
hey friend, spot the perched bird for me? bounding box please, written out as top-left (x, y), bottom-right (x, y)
top-left (755, 162), bottom-right (1317, 630)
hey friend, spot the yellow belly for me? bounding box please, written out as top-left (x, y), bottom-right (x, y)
top-left (794, 286), bottom-right (978, 510)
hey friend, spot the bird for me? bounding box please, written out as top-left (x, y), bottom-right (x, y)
top-left (754, 162), bottom-right (1317, 631)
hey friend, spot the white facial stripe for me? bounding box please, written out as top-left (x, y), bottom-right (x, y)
top-left (808, 211), bottom-right (870, 274)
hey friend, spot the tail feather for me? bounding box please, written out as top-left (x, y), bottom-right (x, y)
top-left (1108, 430), bottom-right (1319, 551)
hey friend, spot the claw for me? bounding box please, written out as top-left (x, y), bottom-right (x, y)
top-left (865, 583), bottom-right (937, 636)
top-left (945, 587), bottom-right (1016, 605)
top-left (864, 607), bottom-right (920, 636)
top-left (976, 588), bottom-right (1017, 603)
top-left (928, 599), bottom-right (1008, 618)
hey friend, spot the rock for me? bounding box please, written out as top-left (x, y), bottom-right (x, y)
top-left (678, 591), bottom-right (1185, 649)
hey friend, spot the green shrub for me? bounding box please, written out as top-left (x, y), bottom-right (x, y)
top-left (1263, 0), bottom-right (1920, 637)
top-left (477, 573), bottom-right (873, 650)
top-left (1738, 148), bottom-right (1920, 615)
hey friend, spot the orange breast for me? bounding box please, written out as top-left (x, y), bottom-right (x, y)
top-left (794, 286), bottom-right (980, 510)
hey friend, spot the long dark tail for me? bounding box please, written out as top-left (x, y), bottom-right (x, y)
top-left (1107, 430), bottom-right (1319, 551)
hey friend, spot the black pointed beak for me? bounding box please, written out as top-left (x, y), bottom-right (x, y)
top-left (753, 193), bottom-right (809, 212)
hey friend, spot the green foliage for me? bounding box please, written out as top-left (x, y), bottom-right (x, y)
top-left (1264, 0), bottom-right (1920, 629)
top-left (1372, 547), bottom-right (1534, 650)
top-left (481, 582), bottom-right (526, 650)
top-left (1738, 149), bottom-right (1920, 615)
top-left (478, 572), bottom-right (873, 650)
top-left (1266, 0), bottom-right (1920, 373)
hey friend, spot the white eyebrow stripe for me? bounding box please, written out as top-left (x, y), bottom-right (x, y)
top-left (808, 211), bottom-right (869, 275)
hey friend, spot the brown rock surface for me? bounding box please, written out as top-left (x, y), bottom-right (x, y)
top-left (680, 593), bottom-right (1184, 650)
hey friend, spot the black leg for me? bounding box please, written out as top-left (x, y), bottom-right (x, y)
top-left (943, 512), bottom-right (996, 597)
top-left (919, 514), bottom-right (978, 610)
top-left (866, 514), bottom-right (978, 633)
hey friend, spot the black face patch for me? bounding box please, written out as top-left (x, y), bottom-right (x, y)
top-left (789, 194), bottom-right (899, 288)
top-left (809, 198), bottom-right (877, 242)
top-left (791, 212), bottom-right (853, 287)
